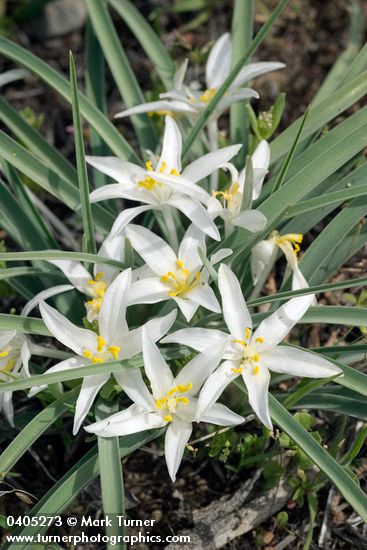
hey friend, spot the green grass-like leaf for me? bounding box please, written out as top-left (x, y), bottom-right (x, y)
top-left (69, 51), bottom-right (97, 255)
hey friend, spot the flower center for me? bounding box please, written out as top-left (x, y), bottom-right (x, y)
top-left (85, 272), bottom-right (107, 319)
top-left (275, 233), bottom-right (303, 258)
top-left (232, 328), bottom-right (265, 376)
top-left (161, 260), bottom-right (202, 297)
top-left (138, 160), bottom-right (180, 191)
top-left (199, 88), bottom-right (217, 102)
top-left (0, 347), bottom-right (15, 373)
top-left (212, 182), bottom-right (240, 209)
top-left (83, 335), bottom-right (121, 364)
top-left (155, 382), bottom-right (192, 422)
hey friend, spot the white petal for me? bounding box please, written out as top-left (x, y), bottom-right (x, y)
top-left (174, 337), bottom-right (230, 394)
top-left (161, 327), bottom-right (229, 351)
top-left (233, 209), bottom-right (267, 233)
top-left (20, 339), bottom-right (32, 377)
top-left (125, 224), bottom-right (177, 276)
top-left (216, 88), bottom-right (259, 111)
top-left (89, 184), bottom-right (150, 205)
top-left (21, 284), bottom-right (75, 316)
top-left (157, 115), bottom-right (182, 172)
top-left (206, 33), bottom-right (231, 89)
top-left (263, 346), bottom-right (343, 378)
top-left (242, 362), bottom-right (272, 429)
top-left (182, 145), bottom-right (242, 183)
top-left (196, 360), bottom-right (240, 418)
top-left (167, 196), bottom-right (220, 241)
top-left (251, 294), bottom-right (315, 352)
top-left (108, 205), bottom-right (153, 239)
top-left (121, 310), bottom-right (177, 359)
top-left (210, 248), bottom-right (233, 265)
top-left (0, 330), bottom-right (16, 349)
top-left (115, 99), bottom-right (196, 118)
top-left (164, 419), bottom-right (192, 482)
top-left (2, 391), bottom-right (14, 427)
top-left (142, 329), bottom-right (175, 397)
top-left (151, 172), bottom-right (210, 203)
top-left (172, 296), bottom-right (199, 322)
top-left (73, 373), bottom-right (109, 434)
top-left (200, 402), bottom-right (244, 426)
top-left (252, 168), bottom-right (269, 200)
top-left (46, 261), bottom-right (91, 293)
top-left (40, 302), bottom-right (97, 356)
top-left (250, 240), bottom-right (276, 285)
top-left (207, 196), bottom-right (223, 219)
top-left (95, 232), bottom-right (126, 285)
top-left (114, 367), bottom-right (155, 410)
top-left (28, 356), bottom-right (89, 397)
top-left (252, 140), bottom-right (270, 170)
top-left (218, 264), bottom-right (252, 339)
top-left (178, 224), bottom-right (205, 273)
top-left (230, 61), bottom-right (285, 90)
top-left (99, 269), bottom-right (131, 343)
top-left (85, 406), bottom-right (165, 437)
top-left (188, 283), bottom-right (221, 313)
top-left (128, 278), bottom-right (169, 306)
top-left (173, 59), bottom-right (188, 89)
top-left (86, 156), bottom-right (144, 184)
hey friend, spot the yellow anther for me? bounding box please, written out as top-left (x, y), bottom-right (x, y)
top-left (83, 350), bottom-right (93, 359)
top-left (178, 382), bottom-right (193, 393)
top-left (252, 353), bottom-right (260, 362)
top-left (145, 160), bottom-right (153, 171)
top-left (176, 397), bottom-right (189, 405)
top-left (156, 382), bottom-right (192, 419)
top-left (159, 161), bottom-right (166, 173)
top-left (95, 272), bottom-right (104, 280)
top-left (0, 350), bottom-right (9, 358)
top-left (232, 366), bottom-right (243, 374)
top-left (138, 175), bottom-right (162, 191)
top-left (255, 337), bottom-right (264, 343)
top-left (170, 168), bottom-right (180, 176)
top-left (108, 345), bottom-right (120, 359)
top-left (245, 328), bottom-right (252, 340)
top-left (164, 415), bottom-right (173, 422)
top-left (200, 88), bottom-right (216, 102)
top-left (233, 338), bottom-right (246, 346)
top-left (161, 262), bottom-right (201, 297)
top-left (276, 233), bottom-right (304, 257)
top-left (97, 335), bottom-right (106, 352)
top-left (252, 365), bottom-right (260, 375)
top-left (92, 357), bottom-right (103, 364)
top-left (87, 298), bottom-right (102, 312)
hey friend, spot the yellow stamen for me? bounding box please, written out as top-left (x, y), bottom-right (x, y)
top-left (231, 366), bottom-right (243, 374)
top-left (252, 353), bottom-right (260, 362)
top-left (252, 365), bottom-right (260, 375)
top-left (108, 345), bottom-right (120, 359)
top-left (170, 168), bottom-right (179, 176)
top-left (0, 350), bottom-right (9, 358)
top-left (97, 335), bottom-right (106, 352)
top-left (255, 337), bottom-right (264, 343)
top-left (161, 261), bottom-right (201, 298)
top-left (145, 160), bottom-right (153, 171)
top-left (276, 233), bottom-right (304, 257)
top-left (159, 161), bottom-right (166, 173)
top-left (155, 382), bottom-right (192, 419)
top-left (200, 88), bottom-right (216, 102)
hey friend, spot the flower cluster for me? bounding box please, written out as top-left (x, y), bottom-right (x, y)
top-left (2, 34), bottom-right (342, 483)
